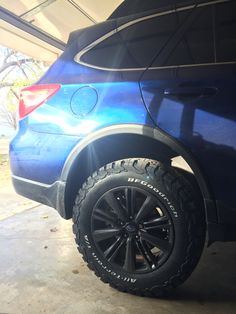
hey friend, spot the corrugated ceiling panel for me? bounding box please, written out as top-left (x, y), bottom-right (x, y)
top-left (0, 0), bottom-right (46, 16)
top-left (0, 19), bottom-right (61, 62)
top-left (73, 0), bottom-right (123, 21)
top-left (0, 0), bottom-right (124, 60)
top-left (25, 1), bottom-right (94, 42)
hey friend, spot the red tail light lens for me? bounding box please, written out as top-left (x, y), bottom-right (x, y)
top-left (19, 84), bottom-right (61, 119)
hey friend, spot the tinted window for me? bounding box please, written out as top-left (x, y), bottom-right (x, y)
top-left (215, 0), bottom-right (236, 62)
top-left (80, 11), bottom-right (189, 69)
top-left (161, 7), bottom-right (214, 66)
top-left (81, 32), bottom-right (132, 69)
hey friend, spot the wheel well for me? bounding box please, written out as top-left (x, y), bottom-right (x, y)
top-left (64, 133), bottom-right (204, 218)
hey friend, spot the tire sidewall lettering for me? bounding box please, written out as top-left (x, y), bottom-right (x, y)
top-left (128, 177), bottom-right (178, 218)
top-left (84, 235), bottom-right (137, 283)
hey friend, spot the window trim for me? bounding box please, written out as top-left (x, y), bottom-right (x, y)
top-left (149, 61), bottom-right (236, 70)
top-left (74, 0), bottom-right (231, 72)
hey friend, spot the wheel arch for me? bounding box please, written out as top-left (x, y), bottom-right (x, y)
top-left (61, 124), bottom-right (215, 223)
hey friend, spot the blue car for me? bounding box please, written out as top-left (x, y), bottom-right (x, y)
top-left (10, 0), bottom-right (236, 296)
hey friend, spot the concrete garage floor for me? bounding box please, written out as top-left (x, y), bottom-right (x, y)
top-left (0, 188), bottom-right (236, 314)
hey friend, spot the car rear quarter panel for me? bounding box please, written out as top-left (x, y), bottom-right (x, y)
top-left (10, 81), bottom-right (154, 184)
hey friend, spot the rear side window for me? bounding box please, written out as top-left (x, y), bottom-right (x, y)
top-left (153, 0), bottom-right (236, 67)
top-left (80, 11), bottom-right (189, 69)
top-left (158, 6), bottom-right (214, 67)
top-left (79, 1), bottom-right (235, 70)
top-left (215, 0), bottom-right (236, 62)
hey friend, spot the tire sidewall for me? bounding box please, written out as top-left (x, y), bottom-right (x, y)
top-left (79, 169), bottom-right (193, 290)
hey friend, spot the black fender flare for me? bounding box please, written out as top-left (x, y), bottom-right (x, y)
top-left (60, 124), bottom-right (219, 243)
top-left (61, 124), bottom-right (211, 198)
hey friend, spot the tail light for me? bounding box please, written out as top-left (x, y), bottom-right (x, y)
top-left (19, 84), bottom-right (61, 119)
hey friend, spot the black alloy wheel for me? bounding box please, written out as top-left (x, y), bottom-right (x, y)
top-left (92, 186), bottom-right (174, 274)
top-left (73, 158), bottom-right (205, 296)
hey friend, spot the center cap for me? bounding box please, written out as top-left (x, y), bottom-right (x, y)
top-left (125, 223), bottom-right (137, 234)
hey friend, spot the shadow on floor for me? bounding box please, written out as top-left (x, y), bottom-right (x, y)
top-left (166, 241), bottom-right (236, 303)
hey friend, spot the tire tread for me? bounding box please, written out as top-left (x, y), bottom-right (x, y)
top-left (72, 158), bottom-right (205, 297)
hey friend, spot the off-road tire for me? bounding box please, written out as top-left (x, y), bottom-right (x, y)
top-left (72, 158), bottom-right (206, 296)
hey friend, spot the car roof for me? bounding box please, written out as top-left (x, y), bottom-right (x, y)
top-left (108, 0), bottom-right (213, 19)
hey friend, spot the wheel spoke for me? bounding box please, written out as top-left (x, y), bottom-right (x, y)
top-left (136, 239), bottom-right (156, 269)
top-left (123, 237), bottom-right (136, 272)
top-left (135, 196), bottom-right (155, 223)
top-left (92, 186), bottom-right (174, 275)
top-left (93, 228), bottom-right (121, 242)
top-left (139, 230), bottom-right (171, 253)
top-left (125, 187), bottom-right (135, 217)
top-left (104, 236), bottom-right (126, 261)
top-left (143, 216), bottom-right (171, 230)
top-left (104, 192), bottom-right (127, 221)
top-left (93, 208), bottom-right (117, 226)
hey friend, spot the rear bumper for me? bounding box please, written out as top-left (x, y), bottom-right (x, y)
top-left (12, 175), bottom-right (68, 219)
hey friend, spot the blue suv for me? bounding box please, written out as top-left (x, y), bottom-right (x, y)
top-left (10, 0), bottom-right (236, 296)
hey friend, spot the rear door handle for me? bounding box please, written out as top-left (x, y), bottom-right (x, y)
top-left (164, 87), bottom-right (217, 99)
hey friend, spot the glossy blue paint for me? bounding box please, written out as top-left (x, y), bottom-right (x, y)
top-left (10, 122), bottom-right (80, 183)
top-left (140, 65), bottom-right (236, 208)
top-left (70, 86), bottom-right (98, 117)
top-left (9, 0), bottom-right (236, 218)
top-left (28, 82), bottom-right (149, 135)
top-left (10, 81), bottom-right (154, 184)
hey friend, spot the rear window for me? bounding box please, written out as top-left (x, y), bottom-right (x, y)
top-left (80, 10), bottom-right (189, 69)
